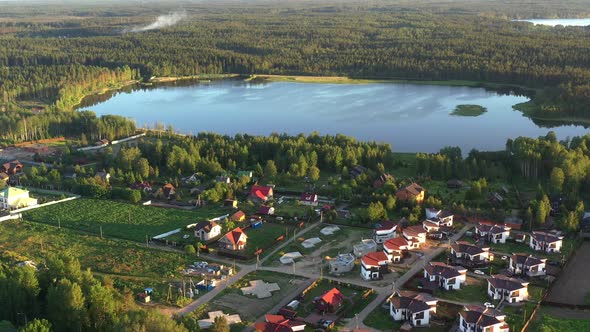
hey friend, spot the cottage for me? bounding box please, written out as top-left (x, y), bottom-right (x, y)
top-left (373, 173), bottom-right (394, 188)
top-left (458, 305), bottom-right (509, 332)
top-left (424, 209), bottom-right (454, 225)
top-left (402, 226), bottom-right (427, 248)
top-left (1, 160), bottom-right (23, 175)
top-left (349, 165), bottom-right (366, 178)
top-left (447, 179), bottom-right (463, 189)
top-left (423, 262), bottom-right (467, 291)
top-left (94, 138), bottom-right (109, 146)
top-left (508, 253), bottom-right (547, 277)
top-left (219, 227), bottom-right (248, 251)
top-left (95, 171), bottom-right (111, 183)
top-left (194, 221), bottom-right (222, 242)
top-left (360, 251), bottom-right (389, 280)
top-left (396, 182), bottom-right (425, 204)
top-left (299, 192), bottom-right (319, 206)
top-left (0, 187), bottom-right (38, 210)
top-left (255, 315), bottom-right (306, 332)
top-left (249, 184), bottom-right (274, 202)
top-left (373, 220), bottom-right (398, 244)
top-left (450, 241), bottom-right (492, 268)
top-left (475, 223), bottom-right (511, 244)
top-left (216, 176), bottom-right (231, 184)
top-left (353, 239), bottom-right (377, 257)
top-left (422, 215), bottom-right (453, 237)
top-left (160, 183), bottom-right (176, 199)
top-left (258, 205), bottom-right (275, 215)
top-left (529, 231), bottom-right (563, 253)
top-left (314, 288), bottom-right (345, 313)
top-left (224, 199), bottom-right (238, 208)
top-left (388, 292), bottom-right (438, 327)
top-left (231, 210), bottom-right (246, 222)
top-left (383, 237), bottom-right (410, 263)
top-left (329, 253), bottom-right (355, 274)
top-left (487, 275), bottom-right (529, 303)
top-left (130, 181), bottom-right (152, 192)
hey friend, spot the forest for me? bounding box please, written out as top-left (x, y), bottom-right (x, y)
top-left (0, 0), bottom-right (590, 137)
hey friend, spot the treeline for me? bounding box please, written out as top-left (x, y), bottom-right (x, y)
top-left (1, 5), bottom-right (590, 116)
top-left (0, 254), bottom-right (188, 332)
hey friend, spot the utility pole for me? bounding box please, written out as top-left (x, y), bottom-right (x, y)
top-left (58, 218), bottom-right (61, 229)
top-left (146, 235), bottom-right (149, 247)
top-left (100, 226), bottom-right (103, 239)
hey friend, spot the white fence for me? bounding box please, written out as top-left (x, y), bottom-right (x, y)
top-left (0, 213), bottom-right (21, 222)
top-left (10, 196), bottom-right (79, 214)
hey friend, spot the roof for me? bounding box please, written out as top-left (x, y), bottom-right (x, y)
top-left (300, 192), bottom-right (318, 202)
top-left (460, 305), bottom-right (506, 328)
top-left (384, 237), bottom-right (410, 251)
top-left (424, 262), bottom-right (466, 279)
top-left (476, 223), bottom-right (510, 234)
top-left (232, 210), bottom-right (246, 220)
top-left (403, 225), bottom-right (427, 238)
top-left (163, 183), bottom-right (175, 190)
top-left (0, 187), bottom-right (29, 199)
top-left (531, 231), bottom-right (563, 243)
top-left (250, 185), bottom-right (273, 199)
top-left (396, 182), bottom-right (424, 200)
top-left (0, 172), bottom-right (9, 180)
top-left (222, 227), bottom-right (247, 245)
top-left (195, 220), bottom-right (219, 233)
top-left (258, 205), bottom-right (273, 214)
top-left (319, 288), bottom-right (344, 306)
top-left (388, 292), bottom-right (433, 313)
top-left (361, 251), bottom-right (389, 267)
top-left (375, 220), bottom-right (397, 232)
top-left (511, 253), bottom-right (546, 266)
top-left (488, 274), bottom-right (528, 291)
top-left (451, 241), bottom-right (489, 256)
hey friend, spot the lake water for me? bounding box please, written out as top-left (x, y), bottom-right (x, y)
top-left (514, 18), bottom-right (590, 26)
top-left (79, 80), bottom-right (589, 153)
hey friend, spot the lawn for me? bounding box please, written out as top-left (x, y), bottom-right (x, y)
top-left (243, 222), bottom-right (292, 257)
top-left (23, 198), bottom-right (228, 242)
top-left (528, 285), bottom-right (548, 302)
top-left (297, 278), bottom-right (373, 319)
top-left (363, 305), bottom-right (401, 331)
top-left (434, 278), bottom-right (488, 304)
top-left (526, 309), bottom-right (590, 331)
top-left (503, 302), bottom-right (536, 332)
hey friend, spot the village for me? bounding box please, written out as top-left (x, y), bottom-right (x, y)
top-left (0, 133), bottom-right (589, 332)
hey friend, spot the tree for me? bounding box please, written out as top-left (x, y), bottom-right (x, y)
top-left (307, 166), bottom-right (320, 182)
top-left (264, 160), bottom-right (278, 178)
top-left (550, 167), bottom-right (565, 193)
top-left (211, 316), bottom-right (229, 332)
top-left (385, 195), bottom-right (396, 211)
top-left (47, 279), bottom-right (87, 332)
top-left (184, 245), bottom-right (196, 255)
top-left (21, 319), bottom-right (52, 332)
top-left (536, 195), bottom-right (551, 225)
top-left (367, 201), bottom-right (386, 221)
top-left (87, 284), bottom-right (117, 331)
top-left (135, 158), bottom-right (150, 180)
top-left (561, 211), bottom-right (580, 232)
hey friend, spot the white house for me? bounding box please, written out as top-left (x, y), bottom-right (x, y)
top-left (373, 220), bottom-right (398, 244)
top-left (194, 220), bottom-right (222, 242)
top-left (508, 253), bottom-right (547, 277)
top-left (450, 241), bottom-right (492, 268)
top-left (219, 227), bottom-right (248, 251)
top-left (360, 251), bottom-right (389, 281)
top-left (389, 292), bottom-right (438, 327)
top-left (475, 223), bottom-right (511, 244)
top-left (329, 253), bottom-right (355, 274)
top-left (423, 262), bottom-right (467, 291)
top-left (0, 187), bottom-right (38, 210)
top-left (353, 239), bottom-right (377, 257)
top-left (487, 275), bottom-right (529, 303)
top-left (458, 305), bottom-right (510, 332)
top-left (299, 192), bottom-right (319, 206)
top-left (424, 208), bottom-right (454, 226)
top-left (402, 226), bottom-right (427, 248)
top-left (529, 231), bottom-right (563, 253)
top-left (383, 237), bottom-right (410, 263)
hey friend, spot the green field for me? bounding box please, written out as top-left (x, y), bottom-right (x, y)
top-left (451, 104), bottom-right (487, 117)
top-left (434, 278), bottom-right (488, 304)
top-left (526, 309), bottom-right (590, 331)
top-left (23, 198), bottom-right (227, 242)
top-left (363, 305), bottom-right (400, 331)
top-left (243, 223), bottom-right (292, 257)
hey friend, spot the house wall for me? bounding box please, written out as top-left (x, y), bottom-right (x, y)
top-left (374, 231), bottom-right (396, 244)
top-left (360, 264), bottom-right (380, 280)
top-left (389, 305), bottom-right (406, 321)
top-left (411, 310), bottom-right (430, 327)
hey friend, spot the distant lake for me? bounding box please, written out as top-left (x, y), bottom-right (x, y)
top-left (514, 18), bottom-right (590, 26)
top-left (78, 80), bottom-right (589, 153)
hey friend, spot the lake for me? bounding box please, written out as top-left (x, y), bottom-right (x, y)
top-left (514, 18), bottom-right (590, 26)
top-left (78, 80), bottom-right (589, 153)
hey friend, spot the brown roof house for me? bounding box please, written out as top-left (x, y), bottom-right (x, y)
top-left (458, 305), bottom-right (509, 332)
top-left (396, 182), bottom-right (425, 204)
top-left (255, 314), bottom-right (306, 332)
top-left (388, 292), bottom-right (438, 327)
top-left (194, 221), bottom-right (222, 242)
top-left (450, 241), bottom-right (492, 268)
top-left (1, 160), bottom-right (23, 175)
top-left (487, 275), bottom-right (529, 303)
top-left (231, 210), bottom-right (246, 222)
top-left (219, 227), bottom-right (248, 251)
top-left (423, 262), bottom-right (467, 291)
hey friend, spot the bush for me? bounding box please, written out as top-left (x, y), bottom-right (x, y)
top-left (184, 245), bottom-right (196, 255)
top-left (111, 187), bottom-right (142, 203)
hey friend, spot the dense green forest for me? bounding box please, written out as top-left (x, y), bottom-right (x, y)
top-left (0, 0), bottom-right (590, 140)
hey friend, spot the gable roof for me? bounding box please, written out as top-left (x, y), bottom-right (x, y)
top-left (388, 292), bottom-right (434, 313)
top-left (231, 210), bottom-right (246, 220)
top-left (222, 227), bottom-right (247, 245)
top-left (384, 237), bottom-right (410, 251)
top-left (476, 223), bottom-right (511, 235)
top-left (531, 231), bottom-right (563, 243)
top-left (424, 262), bottom-right (466, 279)
top-left (0, 187), bottom-right (29, 199)
top-left (300, 192), bottom-right (318, 202)
top-left (396, 182), bottom-right (424, 200)
top-left (250, 184), bottom-right (273, 199)
top-left (361, 251), bottom-right (389, 267)
top-left (511, 253), bottom-right (546, 266)
top-left (195, 220), bottom-right (219, 233)
top-left (460, 305), bottom-right (506, 328)
top-left (319, 288), bottom-right (345, 306)
top-left (488, 274), bottom-right (528, 291)
top-left (375, 220), bottom-right (398, 232)
top-left (403, 225), bottom-right (427, 238)
top-left (255, 315), bottom-right (306, 332)
top-left (451, 241), bottom-right (489, 255)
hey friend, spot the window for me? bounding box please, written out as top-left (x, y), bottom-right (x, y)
top-left (415, 311), bottom-right (425, 319)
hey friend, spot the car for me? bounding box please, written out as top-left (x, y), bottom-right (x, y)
top-left (474, 270), bottom-right (485, 275)
top-left (501, 256), bottom-right (508, 260)
top-left (484, 302), bottom-right (495, 308)
top-left (276, 217), bottom-right (284, 221)
top-left (320, 320), bottom-right (334, 329)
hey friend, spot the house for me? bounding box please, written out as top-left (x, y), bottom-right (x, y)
top-left (353, 239), bottom-right (377, 257)
top-left (224, 199), bottom-right (238, 208)
top-left (529, 231), bottom-right (563, 253)
top-left (373, 220), bottom-right (398, 244)
top-left (488, 192), bottom-right (504, 205)
top-left (184, 173), bottom-right (200, 184)
top-left (219, 227), bottom-right (248, 251)
top-left (314, 288), bottom-right (345, 313)
top-left (450, 241), bottom-right (492, 268)
top-left (447, 179), bottom-right (463, 189)
top-left (160, 183), bottom-right (176, 199)
top-left (194, 221), bottom-right (222, 242)
top-left (216, 176), bottom-right (231, 184)
top-left (231, 210), bottom-right (246, 222)
top-left (475, 223), bottom-right (511, 244)
top-left (422, 216), bottom-right (453, 238)
top-left (383, 237), bottom-right (410, 263)
top-left (299, 192), bottom-right (318, 206)
top-left (373, 173), bottom-right (394, 188)
top-left (423, 262), bottom-right (467, 291)
top-left (0, 172), bottom-right (9, 183)
top-left (360, 251), bottom-right (389, 280)
top-left (249, 184), bottom-right (274, 202)
top-left (0, 187), bottom-right (38, 210)
top-left (402, 226), bottom-right (427, 248)
top-left (508, 253), bottom-right (547, 277)
top-left (95, 171), bottom-right (111, 183)
top-left (255, 315), bottom-right (306, 332)
top-left (513, 233), bottom-right (526, 243)
top-left (258, 205), bottom-right (275, 215)
top-left (349, 165), bottom-right (366, 178)
top-left (487, 274), bottom-right (529, 303)
top-left (130, 181), bottom-right (152, 192)
top-left (237, 170), bottom-right (253, 179)
top-left (388, 292), bottom-right (438, 327)
top-left (458, 305), bottom-right (510, 332)
top-left (329, 253), bottom-right (355, 274)
top-left (396, 182), bottom-right (425, 204)
top-left (94, 138), bottom-right (109, 146)
top-left (424, 209), bottom-right (454, 225)
top-left (1, 160), bottom-right (23, 175)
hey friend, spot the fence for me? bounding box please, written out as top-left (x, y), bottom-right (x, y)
top-left (0, 213), bottom-right (21, 222)
top-left (10, 195), bottom-right (79, 214)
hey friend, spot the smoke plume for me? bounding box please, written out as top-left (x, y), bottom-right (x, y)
top-left (125, 11), bottom-right (187, 33)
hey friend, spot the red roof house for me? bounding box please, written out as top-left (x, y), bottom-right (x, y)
top-left (250, 184), bottom-right (274, 202)
top-left (258, 205), bottom-right (275, 215)
top-left (299, 192), bottom-right (318, 206)
top-left (254, 315), bottom-right (306, 332)
top-left (219, 227), bottom-right (248, 251)
top-left (314, 287), bottom-right (345, 313)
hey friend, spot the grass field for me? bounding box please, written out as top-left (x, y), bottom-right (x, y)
top-left (363, 305), bottom-right (400, 331)
top-left (503, 302), bottom-right (536, 332)
top-left (526, 308), bottom-right (590, 331)
top-left (434, 277), bottom-right (488, 303)
top-left (23, 198), bottom-right (228, 242)
top-left (243, 223), bottom-right (292, 257)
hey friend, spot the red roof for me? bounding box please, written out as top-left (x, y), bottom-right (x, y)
top-left (232, 211), bottom-right (246, 220)
top-left (361, 251), bottom-right (389, 267)
top-left (320, 287), bottom-right (345, 306)
top-left (300, 192), bottom-right (318, 202)
top-left (223, 227), bottom-right (247, 245)
top-left (384, 237), bottom-right (409, 251)
top-left (250, 185), bottom-right (273, 199)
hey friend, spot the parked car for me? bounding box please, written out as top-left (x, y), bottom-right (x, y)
top-left (484, 302), bottom-right (495, 308)
top-left (318, 319), bottom-right (334, 329)
top-left (501, 256), bottom-right (508, 260)
top-left (474, 270), bottom-right (485, 275)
